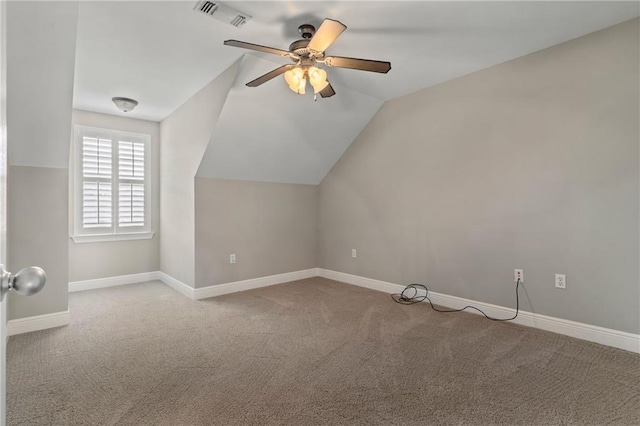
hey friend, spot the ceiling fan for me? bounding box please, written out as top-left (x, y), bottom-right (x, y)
top-left (224, 18), bottom-right (391, 98)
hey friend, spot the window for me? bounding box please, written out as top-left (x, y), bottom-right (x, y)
top-left (72, 126), bottom-right (153, 243)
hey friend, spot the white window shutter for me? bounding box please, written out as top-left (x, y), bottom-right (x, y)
top-left (118, 140), bottom-right (146, 227)
top-left (82, 137), bottom-right (112, 229)
top-left (118, 141), bottom-right (145, 180)
top-left (118, 183), bottom-right (145, 227)
top-left (82, 136), bottom-right (112, 178)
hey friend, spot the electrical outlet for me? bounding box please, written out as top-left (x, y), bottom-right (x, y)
top-left (555, 274), bottom-right (566, 289)
top-left (514, 269), bottom-right (524, 283)
top-left (352, 249), bottom-right (357, 258)
top-left (230, 254), bottom-right (236, 264)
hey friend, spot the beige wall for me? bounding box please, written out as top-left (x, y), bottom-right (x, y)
top-left (160, 60), bottom-right (239, 287)
top-left (195, 178), bottom-right (317, 287)
top-left (68, 110), bottom-right (160, 282)
top-left (318, 19), bottom-right (640, 333)
top-left (8, 167), bottom-right (69, 320)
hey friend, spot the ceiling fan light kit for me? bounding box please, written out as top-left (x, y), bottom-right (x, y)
top-left (284, 65), bottom-right (328, 95)
top-left (224, 18), bottom-right (391, 100)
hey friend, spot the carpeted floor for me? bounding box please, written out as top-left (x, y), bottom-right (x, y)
top-left (7, 277), bottom-right (640, 425)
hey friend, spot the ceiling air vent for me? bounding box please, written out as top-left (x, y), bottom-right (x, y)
top-left (193, 1), bottom-right (251, 28)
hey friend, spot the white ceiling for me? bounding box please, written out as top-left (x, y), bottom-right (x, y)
top-left (73, 1), bottom-right (639, 122)
top-left (71, 1), bottom-right (639, 184)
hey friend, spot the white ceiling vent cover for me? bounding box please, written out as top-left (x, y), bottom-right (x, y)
top-left (193, 1), bottom-right (251, 28)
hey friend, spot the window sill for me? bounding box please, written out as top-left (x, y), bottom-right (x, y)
top-left (70, 232), bottom-right (155, 244)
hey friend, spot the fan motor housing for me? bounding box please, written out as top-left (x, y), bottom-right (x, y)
top-left (289, 39), bottom-right (310, 56)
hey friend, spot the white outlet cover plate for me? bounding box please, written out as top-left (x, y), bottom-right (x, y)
top-left (555, 273), bottom-right (566, 289)
top-left (352, 249), bottom-right (357, 258)
top-left (514, 269), bottom-right (524, 283)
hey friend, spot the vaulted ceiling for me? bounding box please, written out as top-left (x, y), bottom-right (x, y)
top-left (70, 1), bottom-right (639, 183)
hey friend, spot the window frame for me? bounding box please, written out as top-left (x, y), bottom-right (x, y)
top-left (71, 125), bottom-right (153, 243)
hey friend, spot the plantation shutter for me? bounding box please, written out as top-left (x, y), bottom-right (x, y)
top-left (118, 141), bottom-right (145, 227)
top-left (82, 136), bottom-right (113, 228)
top-left (74, 126), bottom-right (151, 241)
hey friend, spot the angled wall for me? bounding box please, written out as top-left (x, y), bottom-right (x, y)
top-left (6, 1), bottom-right (78, 320)
top-left (159, 59), bottom-right (240, 287)
top-left (318, 19), bottom-right (640, 334)
top-left (196, 55), bottom-right (383, 184)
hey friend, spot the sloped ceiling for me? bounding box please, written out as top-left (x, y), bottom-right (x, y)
top-left (7, 1), bottom-right (78, 168)
top-left (196, 54), bottom-right (382, 184)
top-left (69, 1), bottom-right (639, 184)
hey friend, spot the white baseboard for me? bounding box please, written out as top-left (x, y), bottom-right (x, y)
top-left (193, 268), bottom-right (319, 300)
top-left (71, 268), bottom-right (319, 301)
top-left (69, 271), bottom-right (159, 292)
top-left (7, 310), bottom-right (70, 336)
top-left (62, 268), bottom-right (640, 353)
top-left (318, 269), bottom-right (640, 354)
top-left (156, 272), bottom-right (196, 300)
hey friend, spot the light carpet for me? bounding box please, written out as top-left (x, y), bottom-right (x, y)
top-left (7, 277), bottom-right (640, 425)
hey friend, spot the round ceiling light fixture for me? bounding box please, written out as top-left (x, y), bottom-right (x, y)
top-left (112, 97), bottom-right (139, 112)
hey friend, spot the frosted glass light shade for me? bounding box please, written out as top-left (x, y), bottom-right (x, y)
top-left (284, 67), bottom-right (307, 94)
top-left (308, 66), bottom-right (328, 93)
top-left (112, 97), bottom-right (138, 112)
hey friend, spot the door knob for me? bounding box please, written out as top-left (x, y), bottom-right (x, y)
top-left (0, 265), bottom-right (47, 301)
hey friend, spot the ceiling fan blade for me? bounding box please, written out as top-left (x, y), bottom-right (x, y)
top-left (324, 56), bottom-right (391, 74)
top-left (224, 40), bottom-right (295, 58)
top-left (308, 19), bottom-right (347, 53)
top-left (246, 64), bottom-right (294, 87)
top-left (319, 82), bottom-right (336, 98)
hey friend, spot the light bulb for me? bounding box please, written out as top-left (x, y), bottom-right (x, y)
top-left (292, 77), bottom-right (306, 94)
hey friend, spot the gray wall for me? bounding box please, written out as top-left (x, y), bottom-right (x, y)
top-left (318, 19), bottom-right (640, 334)
top-left (159, 60), bottom-right (239, 287)
top-left (7, 2), bottom-right (78, 320)
top-left (195, 178), bottom-right (317, 287)
top-left (68, 110), bottom-right (160, 282)
top-left (8, 167), bottom-right (69, 319)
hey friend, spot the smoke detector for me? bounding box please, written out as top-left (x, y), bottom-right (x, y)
top-left (193, 1), bottom-right (251, 28)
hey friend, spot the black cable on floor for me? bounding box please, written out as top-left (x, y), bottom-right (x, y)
top-left (391, 279), bottom-right (521, 321)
